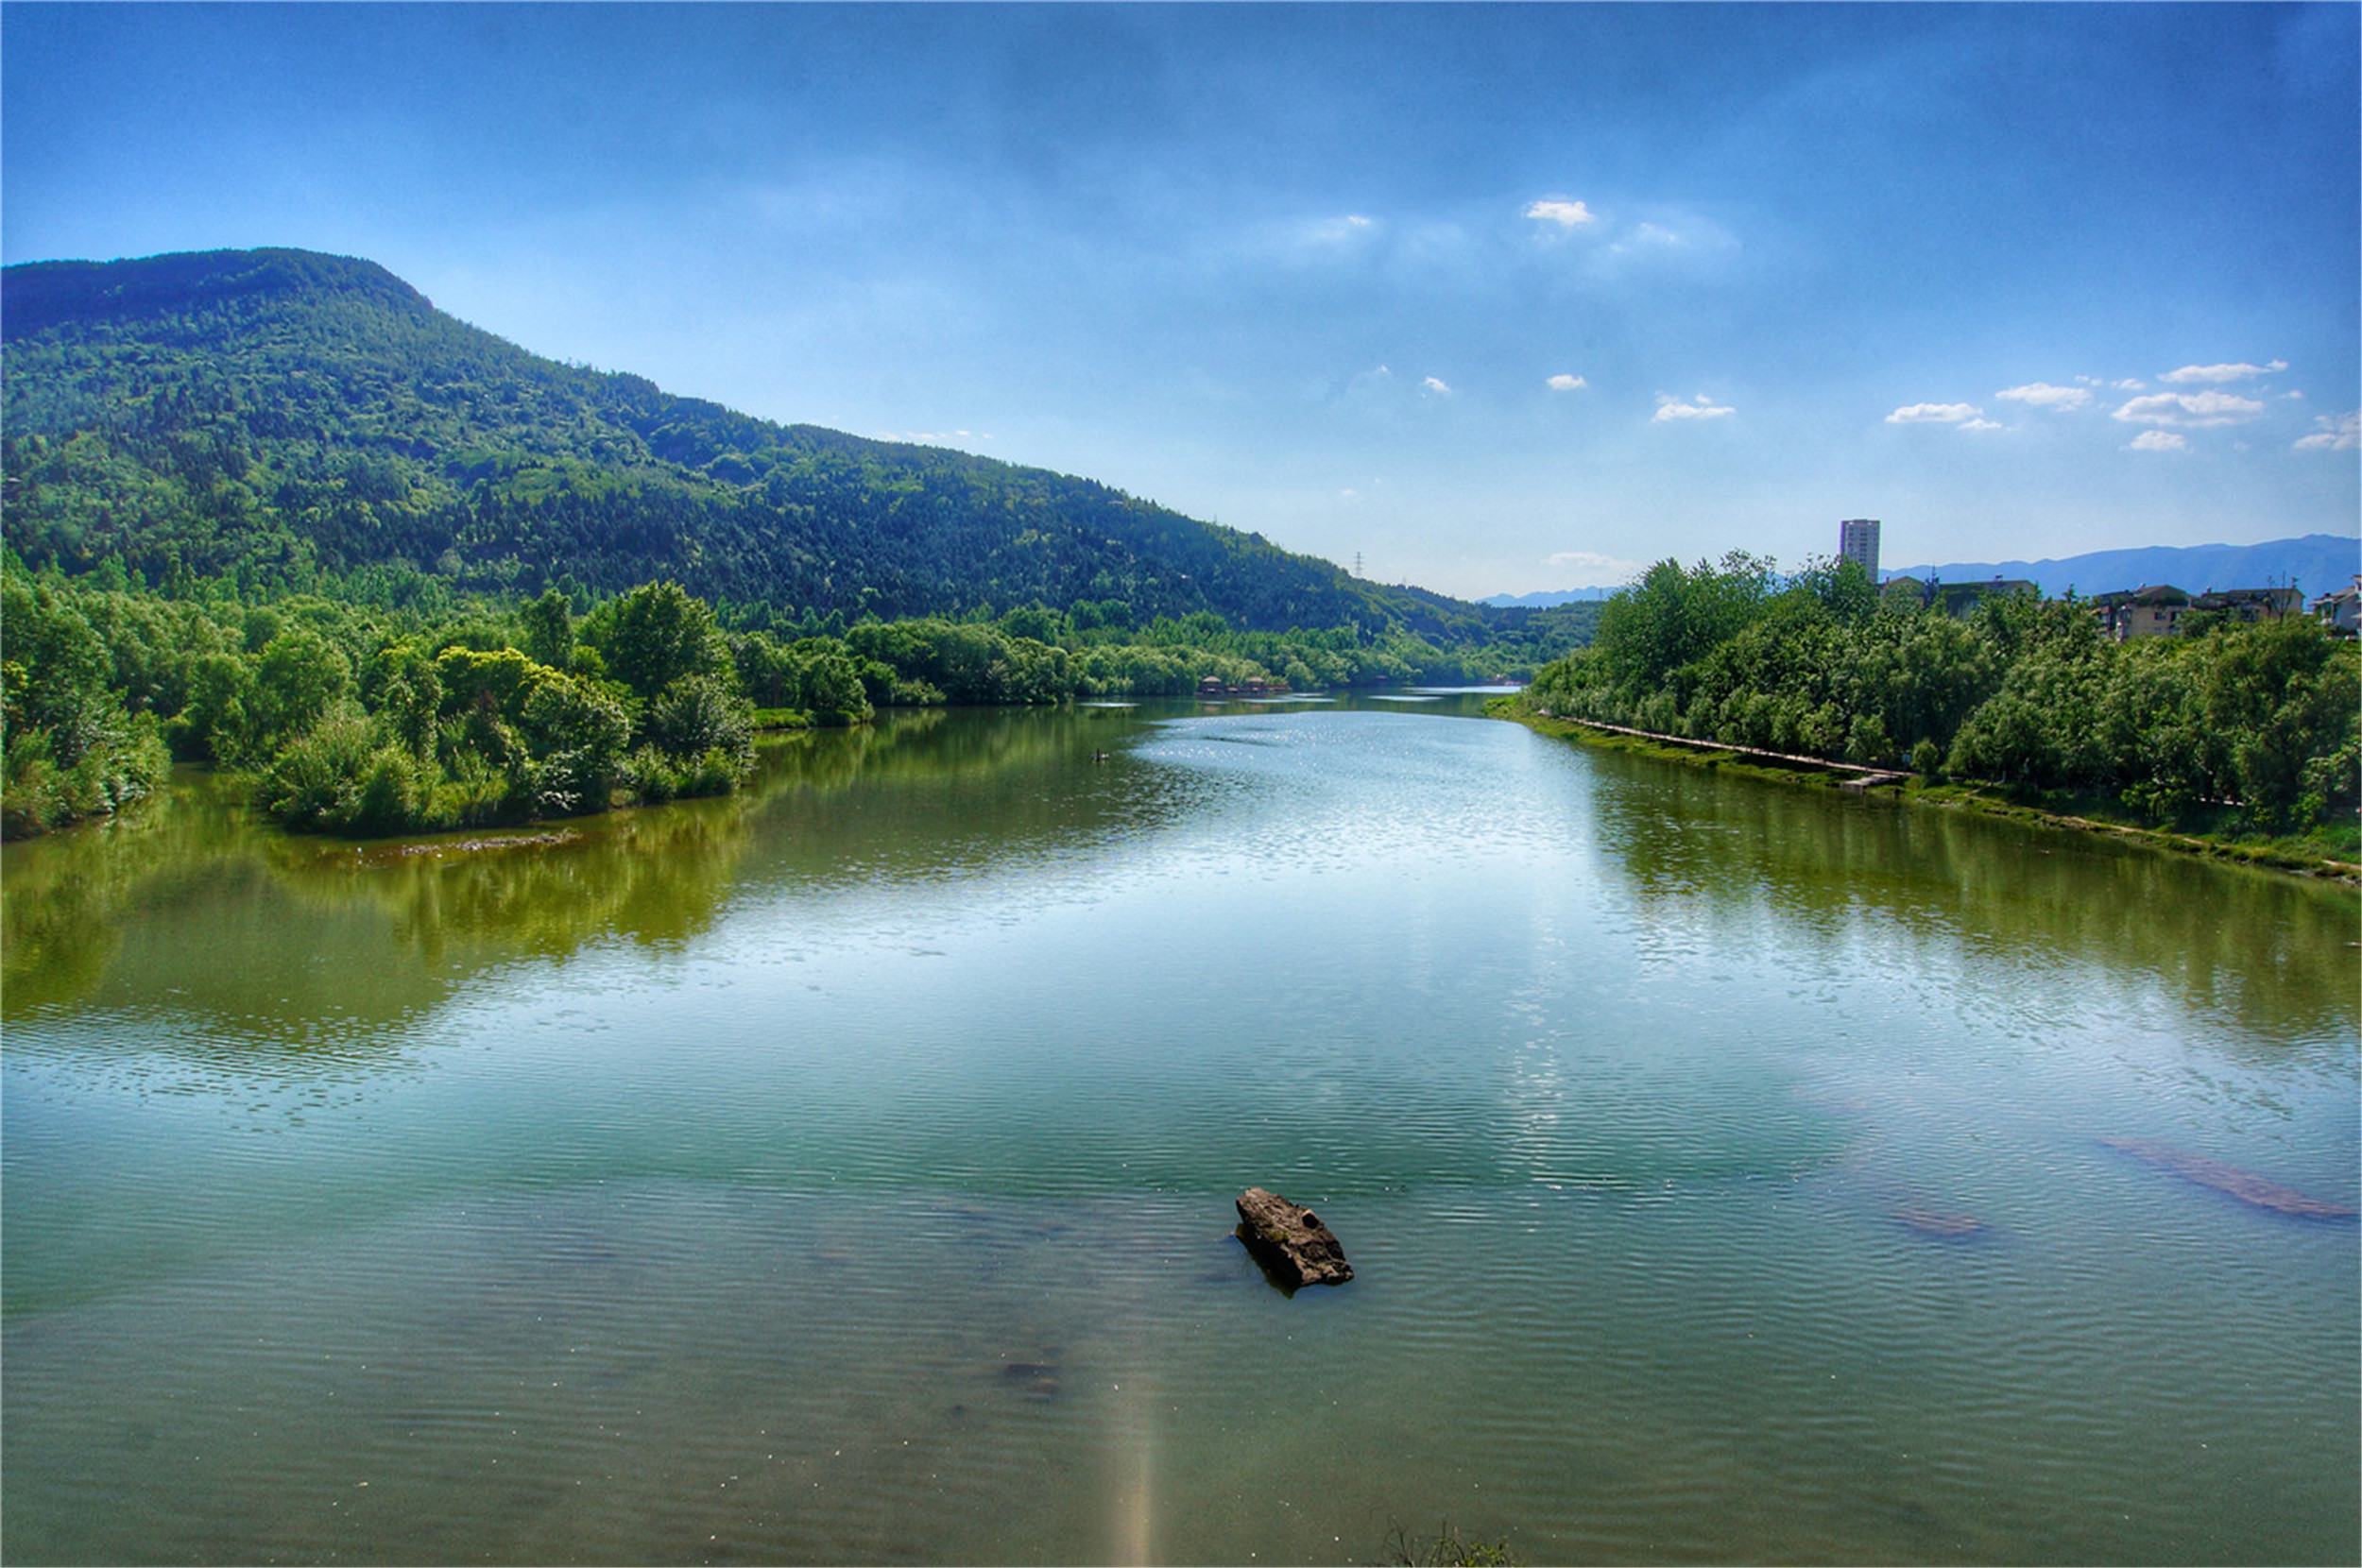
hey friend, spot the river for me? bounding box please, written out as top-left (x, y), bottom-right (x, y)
top-left (5, 695), bottom-right (2355, 1564)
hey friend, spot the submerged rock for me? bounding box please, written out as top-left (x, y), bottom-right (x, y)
top-left (2101, 1138), bottom-right (2358, 1220)
top-left (1235, 1186), bottom-right (1353, 1288)
top-left (1895, 1207), bottom-right (1987, 1240)
top-left (1001, 1362), bottom-right (1058, 1399)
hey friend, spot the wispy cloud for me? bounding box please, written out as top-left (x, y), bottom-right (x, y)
top-left (1995, 383), bottom-right (2091, 411)
top-left (1548, 550), bottom-right (1647, 580)
top-left (2127, 430), bottom-right (2188, 452)
top-left (1546, 373), bottom-right (1587, 392)
top-left (1422, 376), bottom-right (1453, 395)
top-left (1960, 418), bottom-right (2004, 433)
top-left (1886, 401), bottom-right (1983, 425)
top-left (1525, 198), bottom-right (1597, 229)
top-left (2114, 390), bottom-right (2267, 428)
top-left (2295, 410), bottom-right (2360, 452)
top-left (874, 428), bottom-right (985, 445)
top-left (1600, 211), bottom-right (1740, 262)
top-left (2160, 359), bottom-right (2287, 384)
top-left (1303, 213), bottom-right (1378, 245)
top-left (1654, 393), bottom-right (1734, 422)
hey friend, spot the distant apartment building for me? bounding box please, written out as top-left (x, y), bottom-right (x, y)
top-left (2308, 575), bottom-right (2360, 638)
top-left (2088, 584), bottom-right (2303, 639)
top-left (1839, 518), bottom-right (1880, 579)
top-left (2091, 584), bottom-right (2196, 639)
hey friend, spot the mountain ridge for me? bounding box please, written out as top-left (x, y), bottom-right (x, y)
top-left (1883, 536), bottom-right (2356, 601)
top-left (3, 247), bottom-right (1566, 648)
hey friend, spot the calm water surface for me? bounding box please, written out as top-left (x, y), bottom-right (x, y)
top-left (5, 697), bottom-right (2356, 1564)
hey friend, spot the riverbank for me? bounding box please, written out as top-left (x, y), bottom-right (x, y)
top-left (1492, 700), bottom-right (2362, 885)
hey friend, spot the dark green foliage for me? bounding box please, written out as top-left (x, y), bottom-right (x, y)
top-left (519, 586), bottom-right (573, 670)
top-left (647, 673), bottom-right (754, 770)
top-left (1594, 551), bottom-right (1779, 690)
top-left (1946, 613), bottom-right (2359, 831)
top-left (1524, 555), bottom-right (2360, 835)
top-left (1, 571), bottom-right (172, 835)
top-left (581, 580), bottom-right (731, 707)
top-left (1, 556), bottom-right (738, 838)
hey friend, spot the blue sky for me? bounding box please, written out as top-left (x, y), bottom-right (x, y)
top-left (5, 4), bottom-right (2355, 598)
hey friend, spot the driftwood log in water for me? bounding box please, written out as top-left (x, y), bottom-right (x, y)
top-left (1235, 1186), bottom-right (1353, 1287)
top-left (2101, 1138), bottom-right (2357, 1219)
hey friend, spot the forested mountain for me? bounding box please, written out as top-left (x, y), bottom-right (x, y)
top-left (2, 247), bottom-right (1553, 646)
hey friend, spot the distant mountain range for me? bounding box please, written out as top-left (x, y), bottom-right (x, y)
top-left (1481, 588), bottom-right (1620, 608)
top-left (1487, 534), bottom-right (2358, 607)
top-left (1883, 536), bottom-right (2358, 601)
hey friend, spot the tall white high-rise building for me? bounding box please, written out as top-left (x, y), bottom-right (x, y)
top-left (1840, 518), bottom-right (1880, 579)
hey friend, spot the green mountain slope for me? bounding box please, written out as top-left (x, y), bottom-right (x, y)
top-left (2, 247), bottom-right (1543, 645)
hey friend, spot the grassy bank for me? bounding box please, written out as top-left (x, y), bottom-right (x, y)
top-left (1492, 700), bottom-right (2362, 884)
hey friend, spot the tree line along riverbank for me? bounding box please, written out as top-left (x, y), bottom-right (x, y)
top-left (1502, 553), bottom-right (2359, 878)
top-left (0, 561), bottom-right (1566, 841)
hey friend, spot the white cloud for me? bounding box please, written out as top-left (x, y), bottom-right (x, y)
top-left (1654, 393), bottom-right (1734, 422)
top-left (2114, 379), bottom-right (2147, 391)
top-left (1600, 211), bottom-right (1740, 262)
top-left (1524, 198), bottom-right (1597, 229)
top-left (1995, 383), bottom-right (2092, 411)
top-left (2160, 359), bottom-right (2287, 384)
top-left (1299, 213), bottom-right (1379, 245)
top-left (2114, 390), bottom-right (2267, 428)
top-left (1960, 418), bottom-right (2005, 433)
top-left (2295, 410), bottom-right (2360, 452)
top-left (875, 429), bottom-right (984, 445)
top-left (1546, 373), bottom-right (1587, 392)
top-left (1422, 376), bottom-right (1452, 395)
top-left (2127, 430), bottom-right (2188, 452)
top-left (1886, 401), bottom-right (1983, 424)
top-left (1548, 550), bottom-right (1647, 580)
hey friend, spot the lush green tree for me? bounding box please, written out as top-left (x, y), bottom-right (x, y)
top-left (786, 639), bottom-right (875, 724)
top-left (999, 603), bottom-right (1067, 645)
top-left (1594, 552), bottom-right (1777, 691)
top-left (1, 571), bottom-right (171, 836)
top-left (519, 587), bottom-right (575, 671)
top-left (584, 580), bottom-right (731, 707)
top-left (647, 673), bottom-right (754, 768)
top-left (520, 670), bottom-right (632, 815)
top-left (369, 643), bottom-right (443, 762)
top-left (249, 626), bottom-right (352, 758)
